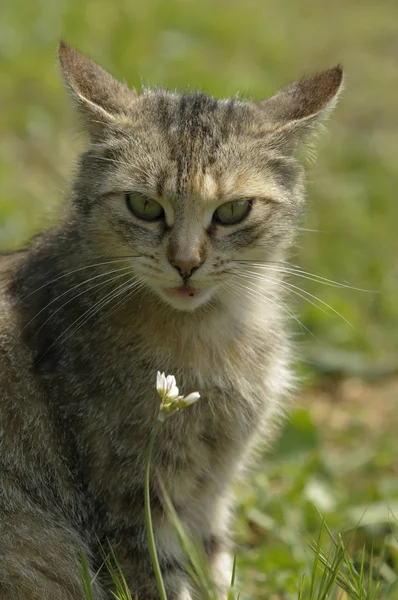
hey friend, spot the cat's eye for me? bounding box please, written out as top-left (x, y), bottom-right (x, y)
top-left (126, 194), bottom-right (164, 222)
top-left (213, 200), bottom-right (252, 225)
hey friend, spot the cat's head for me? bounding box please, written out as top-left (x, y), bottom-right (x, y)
top-left (59, 43), bottom-right (342, 312)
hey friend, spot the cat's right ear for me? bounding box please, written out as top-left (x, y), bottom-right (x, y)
top-left (58, 42), bottom-right (138, 140)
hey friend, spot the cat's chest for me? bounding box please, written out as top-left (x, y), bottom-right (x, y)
top-left (82, 383), bottom-right (250, 472)
top-left (54, 327), bottom-right (268, 517)
top-left (80, 382), bottom-right (256, 520)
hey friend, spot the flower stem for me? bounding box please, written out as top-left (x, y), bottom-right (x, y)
top-left (144, 418), bottom-right (168, 600)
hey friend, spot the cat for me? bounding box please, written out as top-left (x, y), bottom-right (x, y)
top-left (0, 42), bottom-right (343, 600)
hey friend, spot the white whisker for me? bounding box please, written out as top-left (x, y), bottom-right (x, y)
top-left (93, 278), bottom-right (147, 328)
top-left (62, 277), bottom-right (144, 342)
top-left (21, 257), bottom-right (135, 301)
top-left (37, 277), bottom-right (143, 362)
top-left (236, 269), bottom-right (354, 329)
top-left (21, 265), bottom-right (133, 335)
top-left (234, 260), bottom-right (373, 292)
top-left (35, 269), bottom-right (133, 334)
top-left (229, 277), bottom-right (312, 336)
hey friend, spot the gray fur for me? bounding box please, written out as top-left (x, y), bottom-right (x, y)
top-left (0, 43), bottom-right (342, 599)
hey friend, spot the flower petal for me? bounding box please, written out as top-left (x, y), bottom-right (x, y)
top-left (183, 392), bottom-right (201, 405)
top-left (156, 371), bottom-right (168, 398)
top-left (165, 375), bottom-right (179, 400)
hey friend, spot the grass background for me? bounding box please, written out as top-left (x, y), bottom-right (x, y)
top-left (1, 0), bottom-right (397, 597)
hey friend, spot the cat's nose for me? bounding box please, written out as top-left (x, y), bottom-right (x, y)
top-left (170, 256), bottom-right (203, 280)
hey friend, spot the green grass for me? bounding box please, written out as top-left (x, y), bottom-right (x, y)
top-left (235, 396), bottom-right (398, 598)
top-left (2, 0), bottom-right (398, 598)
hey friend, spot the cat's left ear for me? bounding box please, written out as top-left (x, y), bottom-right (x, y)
top-left (58, 42), bottom-right (138, 140)
top-left (257, 66), bottom-right (344, 151)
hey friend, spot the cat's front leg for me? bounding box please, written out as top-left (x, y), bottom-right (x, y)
top-left (204, 535), bottom-right (233, 600)
top-left (163, 541), bottom-right (232, 600)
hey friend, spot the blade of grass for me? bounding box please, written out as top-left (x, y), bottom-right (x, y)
top-left (157, 474), bottom-right (220, 600)
top-left (79, 551), bottom-right (95, 600)
top-left (144, 419), bottom-right (168, 600)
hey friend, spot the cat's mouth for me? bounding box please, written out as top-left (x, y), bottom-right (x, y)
top-left (158, 283), bottom-right (215, 310)
top-left (163, 285), bottom-right (203, 299)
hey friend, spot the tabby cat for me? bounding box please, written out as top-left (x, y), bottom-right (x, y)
top-left (0, 42), bottom-right (343, 599)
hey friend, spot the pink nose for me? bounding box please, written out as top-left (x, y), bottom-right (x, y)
top-left (170, 256), bottom-right (203, 279)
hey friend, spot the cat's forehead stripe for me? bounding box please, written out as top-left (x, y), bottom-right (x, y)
top-left (150, 91), bottom-right (249, 200)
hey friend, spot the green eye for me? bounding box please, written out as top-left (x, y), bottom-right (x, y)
top-left (126, 194), bottom-right (164, 221)
top-left (213, 200), bottom-right (252, 225)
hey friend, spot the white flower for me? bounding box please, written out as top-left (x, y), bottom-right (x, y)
top-left (156, 372), bottom-right (179, 401)
top-left (178, 392), bottom-right (201, 409)
top-left (156, 372), bottom-right (201, 420)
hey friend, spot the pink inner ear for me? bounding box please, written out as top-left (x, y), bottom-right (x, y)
top-left (258, 66), bottom-right (343, 124)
